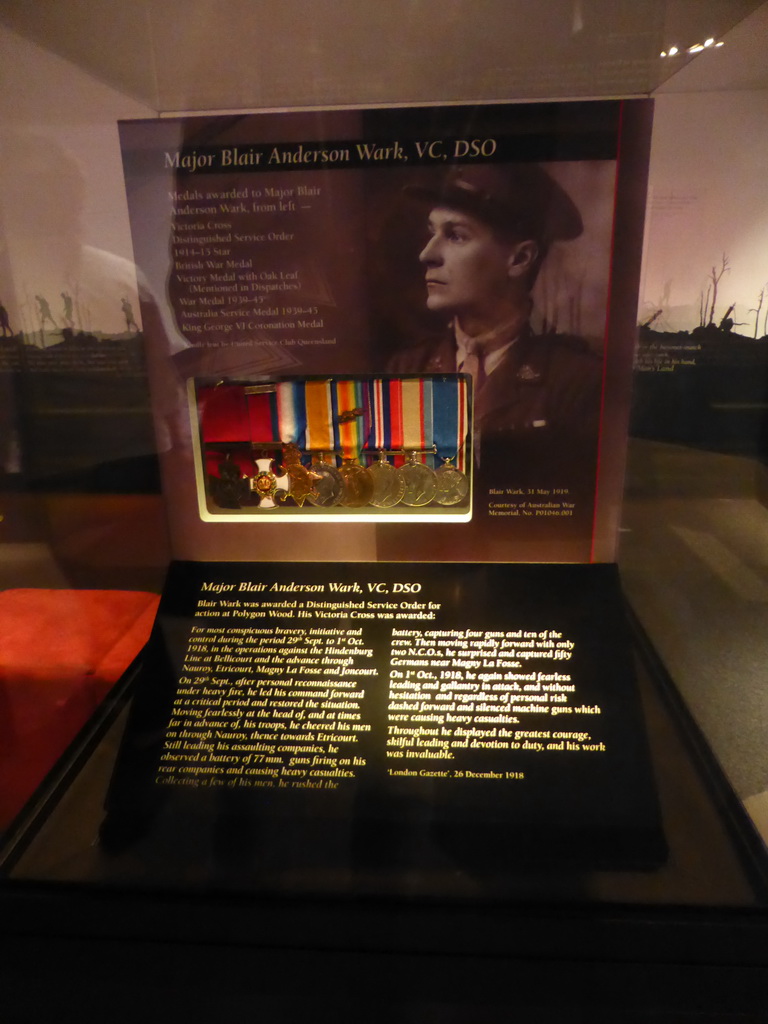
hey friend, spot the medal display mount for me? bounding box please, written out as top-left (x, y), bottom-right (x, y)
top-left (190, 374), bottom-right (473, 522)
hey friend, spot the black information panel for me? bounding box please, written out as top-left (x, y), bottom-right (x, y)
top-left (102, 562), bottom-right (666, 892)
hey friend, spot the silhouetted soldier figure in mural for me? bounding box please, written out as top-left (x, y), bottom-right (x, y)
top-left (61, 291), bottom-right (74, 328)
top-left (0, 301), bottom-right (12, 337)
top-left (121, 297), bottom-right (139, 333)
top-left (35, 294), bottom-right (57, 331)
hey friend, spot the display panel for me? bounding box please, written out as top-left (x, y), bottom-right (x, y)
top-left (102, 561), bottom-right (665, 890)
top-left (192, 374), bottom-right (471, 520)
top-left (118, 100), bottom-right (651, 563)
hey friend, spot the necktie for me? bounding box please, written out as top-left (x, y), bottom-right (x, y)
top-left (462, 339), bottom-right (486, 392)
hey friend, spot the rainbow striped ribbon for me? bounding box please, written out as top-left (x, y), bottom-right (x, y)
top-left (333, 379), bottom-right (367, 460)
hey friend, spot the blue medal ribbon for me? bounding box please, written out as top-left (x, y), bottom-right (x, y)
top-left (432, 376), bottom-right (468, 471)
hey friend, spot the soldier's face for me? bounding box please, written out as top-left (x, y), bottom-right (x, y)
top-left (418, 207), bottom-right (514, 317)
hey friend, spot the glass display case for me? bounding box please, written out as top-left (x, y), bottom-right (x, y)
top-left (1, 3), bottom-right (767, 1019)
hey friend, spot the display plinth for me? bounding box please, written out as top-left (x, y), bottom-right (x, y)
top-left (99, 99), bottom-right (662, 892)
top-left (100, 560), bottom-right (665, 890)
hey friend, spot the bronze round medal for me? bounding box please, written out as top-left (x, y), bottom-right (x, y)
top-left (400, 455), bottom-right (437, 507)
top-left (368, 455), bottom-right (405, 508)
top-left (339, 461), bottom-right (375, 508)
top-left (434, 462), bottom-right (469, 506)
top-left (307, 460), bottom-right (344, 507)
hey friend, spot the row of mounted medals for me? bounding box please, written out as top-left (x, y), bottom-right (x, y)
top-left (208, 442), bottom-right (470, 510)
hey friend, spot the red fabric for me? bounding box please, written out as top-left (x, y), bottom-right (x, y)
top-left (199, 384), bottom-right (250, 442)
top-left (246, 391), bottom-right (277, 443)
top-left (0, 588), bottom-right (160, 829)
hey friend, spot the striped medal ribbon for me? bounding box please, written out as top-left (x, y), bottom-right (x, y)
top-left (334, 379), bottom-right (374, 507)
top-left (367, 379), bottom-right (406, 508)
top-left (304, 379), bottom-right (343, 507)
top-left (399, 378), bottom-right (437, 507)
top-left (432, 376), bottom-right (470, 506)
top-left (275, 381), bottom-right (315, 506)
top-left (244, 387), bottom-right (288, 509)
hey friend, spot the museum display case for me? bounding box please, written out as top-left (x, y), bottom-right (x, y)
top-left (1, 2), bottom-right (767, 1019)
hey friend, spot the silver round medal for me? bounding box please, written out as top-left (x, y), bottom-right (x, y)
top-left (368, 454), bottom-right (405, 508)
top-left (306, 459), bottom-right (344, 507)
top-left (434, 461), bottom-right (469, 506)
top-left (400, 453), bottom-right (437, 507)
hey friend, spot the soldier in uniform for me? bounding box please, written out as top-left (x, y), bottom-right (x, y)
top-left (388, 163), bottom-right (603, 546)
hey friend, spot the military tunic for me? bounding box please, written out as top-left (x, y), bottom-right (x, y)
top-left (388, 327), bottom-right (603, 494)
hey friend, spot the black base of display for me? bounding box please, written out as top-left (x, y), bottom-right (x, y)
top-left (2, 570), bottom-right (768, 1013)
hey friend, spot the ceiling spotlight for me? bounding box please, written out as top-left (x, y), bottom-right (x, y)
top-left (715, 41), bottom-right (724, 47)
top-left (668, 45), bottom-right (679, 56)
top-left (660, 50), bottom-right (667, 57)
top-left (704, 37), bottom-right (715, 47)
top-left (688, 43), bottom-right (705, 53)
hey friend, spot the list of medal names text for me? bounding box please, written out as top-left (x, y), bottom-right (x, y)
top-left (170, 182), bottom-right (329, 346)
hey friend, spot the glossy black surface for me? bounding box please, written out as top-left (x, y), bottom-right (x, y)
top-left (95, 561), bottom-right (665, 894)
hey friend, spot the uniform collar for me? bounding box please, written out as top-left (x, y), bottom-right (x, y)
top-left (454, 316), bottom-right (521, 378)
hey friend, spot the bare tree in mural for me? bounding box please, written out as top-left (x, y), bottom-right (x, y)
top-left (752, 282), bottom-right (768, 338)
top-left (707, 253), bottom-right (730, 326)
top-left (698, 284), bottom-right (711, 328)
top-left (749, 288), bottom-right (764, 339)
